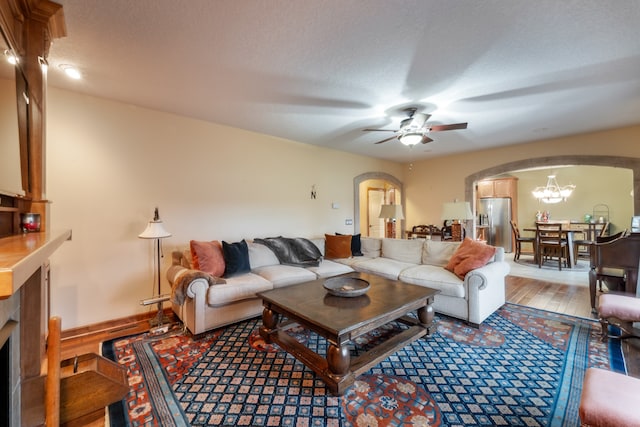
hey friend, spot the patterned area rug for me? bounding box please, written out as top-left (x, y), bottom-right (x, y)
top-left (103, 304), bottom-right (625, 426)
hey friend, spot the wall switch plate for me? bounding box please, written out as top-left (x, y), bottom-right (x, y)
top-left (345, 219), bottom-right (353, 225)
top-left (332, 202), bottom-right (340, 209)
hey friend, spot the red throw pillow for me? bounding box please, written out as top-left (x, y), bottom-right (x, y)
top-left (325, 234), bottom-right (353, 259)
top-left (445, 238), bottom-right (496, 279)
top-left (190, 240), bottom-right (225, 277)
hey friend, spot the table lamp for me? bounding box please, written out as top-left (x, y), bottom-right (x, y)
top-left (379, 204), bottom-right (404, 238)
top-left (441, 201), bottom-right (473, 241)
top-left (139, 207), bottom-right (172, 332)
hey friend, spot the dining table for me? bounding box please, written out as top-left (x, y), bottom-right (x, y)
top-left (524, 222), bottom-right (586, 268)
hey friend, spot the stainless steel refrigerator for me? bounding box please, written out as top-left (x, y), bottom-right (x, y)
top-left (478, 198), bottom-right (512, 252)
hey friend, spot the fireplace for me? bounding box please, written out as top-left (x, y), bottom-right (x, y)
top-left (0, 231), bottom-right (71, 425)
top-left (2, 338), bottom-right (11, 426)
top-left (0, 292), bottom-right (20, 427)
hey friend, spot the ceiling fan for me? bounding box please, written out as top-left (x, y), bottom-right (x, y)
top-left (363, 107), bottom-right (468, 146)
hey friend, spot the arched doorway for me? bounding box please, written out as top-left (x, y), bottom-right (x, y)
top-left (353, 172), bottom-right (405, 238)
top-left (465, 155), bottom-right (640, 216)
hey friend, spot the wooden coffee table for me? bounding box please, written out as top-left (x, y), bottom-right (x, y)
top-left (257, 272), bottom-right (439, 395)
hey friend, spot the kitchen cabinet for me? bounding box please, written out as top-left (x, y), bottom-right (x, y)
top-left (477, 178), bottom-right (517, 199)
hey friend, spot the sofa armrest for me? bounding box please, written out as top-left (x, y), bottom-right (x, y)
top-left (464, 260), bottom-right (510, 290)
top-left (166, 265), bottom-right (225, 305)
top-left (462, 260), bottom-right (510, 325)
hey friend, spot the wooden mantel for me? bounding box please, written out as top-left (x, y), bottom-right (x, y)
top-left (0, 229), bottom-right (71, 298)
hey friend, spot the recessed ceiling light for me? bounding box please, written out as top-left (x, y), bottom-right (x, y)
top-left (59, 64), bottom-right (81, 79)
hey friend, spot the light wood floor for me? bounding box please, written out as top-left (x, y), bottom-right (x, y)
top-left (60, 275), bottom-right (640, 374)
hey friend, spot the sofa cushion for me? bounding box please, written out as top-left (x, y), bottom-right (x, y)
top-left (247, 241), bottom-right (280, 268)
top-left (309, 238), bottom-right (325, 255)
top-left (399, 265), bottom-right (465, 298)
top-left (306, 259), bottom-right (354, 278)
top-left (222, 240), bottom-right (251, 277)
top-left (381, 238), bottom-right (424, 264)
top-left (206, 273), bottom-right (273, 307)
top-left (352, 257), bottom-right (415, 280)
top-left (423, 240), bottom-right (461, 266)
top-left (445, 238), bottom-right (497, 279)
top-left (360, 237), bottom-right (381, 258)
top-left (252, 264), bottom-right (317, 288)
top-left (190, 240), bottom-right (225, 277)
top-left (325, 234), bottom-right (353, 259)
top-left (331, 256), bottom-right (374, 267)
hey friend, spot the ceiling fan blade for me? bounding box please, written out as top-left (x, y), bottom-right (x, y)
top-left (374, 136), bottom-right (398, 144)
top-left (411, 113), bottom-right (430, 128)
top-left (429, 122), bottom-right (468, 132)
top-left (420, 136), bottom-right (434, 144)
top-left (362, 128), bottom-right (397, 132)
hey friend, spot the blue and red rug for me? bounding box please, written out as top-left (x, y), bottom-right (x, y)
top-left (102, 303), bottom-right (626, 426)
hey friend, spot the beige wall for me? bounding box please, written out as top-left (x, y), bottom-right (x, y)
top-left (46, 88), bottom-right (403, 328)
top-left (403, 126), bottom-right (640, 229)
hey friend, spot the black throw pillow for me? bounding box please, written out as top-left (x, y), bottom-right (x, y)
top-left (336, 233), bottom-right (363, 256)
top-left (222, 240), bottom-right (250, 277)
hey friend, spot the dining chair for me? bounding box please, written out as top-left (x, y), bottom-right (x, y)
top-left (573, 221), bottom-right (609, 263)
top-left (510, 220), bottom-right (535, 261)
top-left (536, 223), bottom-right (568, 270)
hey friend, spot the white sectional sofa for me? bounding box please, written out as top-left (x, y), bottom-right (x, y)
top-left (168, 237), bottom-right (510, 335)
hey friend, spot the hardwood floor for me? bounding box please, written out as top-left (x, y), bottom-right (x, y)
top-left (60, 275), bottom-right (640, 378)
top-left (506, 275), bottom-right (593, 318)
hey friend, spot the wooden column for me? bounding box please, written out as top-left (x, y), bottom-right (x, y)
top-left (19, 0), bottom-right (65, 231)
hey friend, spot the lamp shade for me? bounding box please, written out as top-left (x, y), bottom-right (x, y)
top-left (138, 221), bottom-right (171, 239)
top-left (379, 204), bottom-right (404, 220)
top-left (441, 201), bottom-right (474, 221)
top-left (138, 208), bottom-right (171, 239)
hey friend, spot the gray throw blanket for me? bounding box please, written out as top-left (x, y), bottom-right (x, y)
top-left (254, 237), bottom-right (323, 267)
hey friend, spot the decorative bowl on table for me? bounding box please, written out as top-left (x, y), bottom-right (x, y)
top-left (323, 277), bottom-right (370, 297)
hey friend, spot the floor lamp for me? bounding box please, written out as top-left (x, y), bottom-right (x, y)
top-left (441, 201), bottom-right (474, 241)
top-left (139, 207), bottom-right (171, 333)
top-left (379, 204), bottom-right (404, 238)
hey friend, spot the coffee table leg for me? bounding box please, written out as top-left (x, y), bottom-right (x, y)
top-left (326, 343), bottom-right (350, 380)
top-left (417, 299), bottom-right (436, 336)
top-left (259, 307), bottom-right (280, 344)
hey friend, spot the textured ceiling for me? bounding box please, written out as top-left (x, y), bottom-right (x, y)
top-left (47, 0), bottom-right (640, 163)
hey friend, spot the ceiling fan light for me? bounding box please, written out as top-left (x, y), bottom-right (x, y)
top-left (399, 133), bottom-right (423, 146)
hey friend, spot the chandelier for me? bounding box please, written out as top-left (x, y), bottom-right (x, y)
top-left (532, 175), bottom-right (575, 204)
